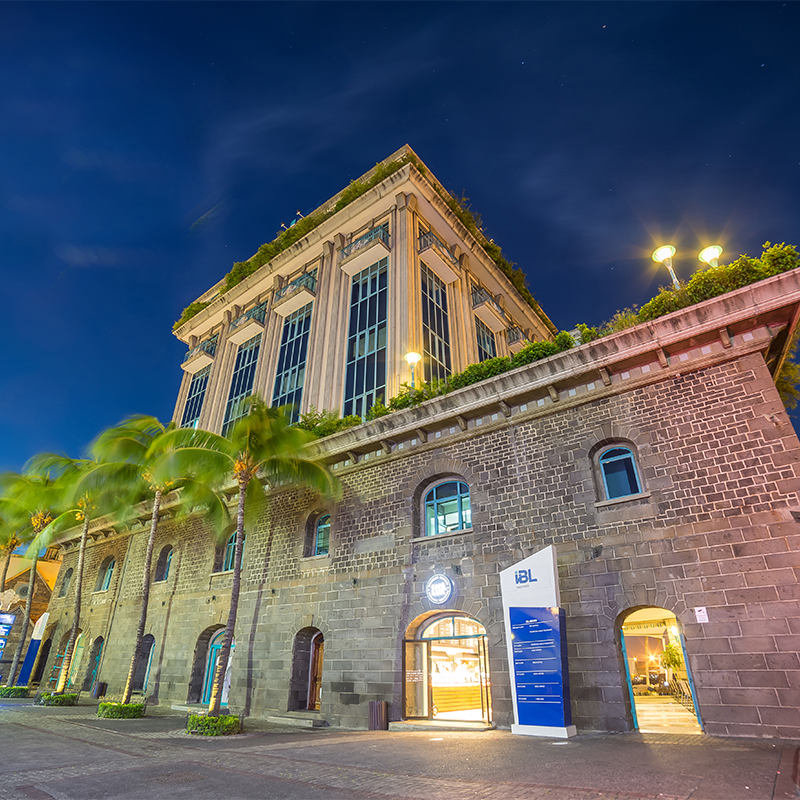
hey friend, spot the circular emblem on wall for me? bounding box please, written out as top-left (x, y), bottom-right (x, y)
top-left (425, 574), bottom-right (454, 605)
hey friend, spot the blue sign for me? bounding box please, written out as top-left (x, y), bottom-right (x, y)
top-left (425, 574), bottom-right (454, 605)
top-left (0, 613), bottom-right (15, 626)
top-left (509, 607), bottom-right (572, 729)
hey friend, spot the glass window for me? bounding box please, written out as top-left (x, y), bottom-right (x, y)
top-left (314, 515), bottom-right (331, 556)
top-left (222, 532), bottom-right (245, 572)
top-left (154, 546), bottom-right (173, 582)
top-left (59, 568), bottom-right (74, 597)
top-left (343, 258), bottom-right (388, 418)
top-left (272, 303), bottom-right (313, 421)
top-left (475, 317), bottom-right (496, 362)
top-left (181, 365), bottom-right (211, 428)
top-left (599, 447), bottom-right (642, 500)
top-left (421, 263), bottom-right (451, 384)
top-left (100, 559), bottom-right (115, 591)
top-left (424, 482), bottom-right (471, 536)
top-left (222, 335), bottom-right (262, 437)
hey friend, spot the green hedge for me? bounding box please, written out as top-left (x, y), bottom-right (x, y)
top-left (186, 713), bottom-right (241, 736)
top-left (97, 702), bottom-right (145, 719)
top-left (0, 686), bottom-right (29, 698)
top-left (38, 692), bottom-right (78, 706)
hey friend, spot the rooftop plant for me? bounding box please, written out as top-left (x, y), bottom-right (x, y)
top-left (173, 152), bottom-right (551, 330)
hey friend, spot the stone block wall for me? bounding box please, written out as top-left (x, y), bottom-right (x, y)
top-left (36, 349), bottom-right (800, 737)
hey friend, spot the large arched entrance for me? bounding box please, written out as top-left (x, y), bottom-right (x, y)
top-left (619, 607), bottom-right (702, 734)
top-left (82, 636), bottom-right (104, 692)
top-left (403, 613), bottom-right (491, 723)
top-left (201, 630), bottom-right (235, 705)
top-left (187, 626), bottom-right (234, 705)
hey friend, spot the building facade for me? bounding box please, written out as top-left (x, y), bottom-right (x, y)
top-left (35, 150), bottom-right (800, 739)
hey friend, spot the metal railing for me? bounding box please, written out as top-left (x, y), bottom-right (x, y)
top-left (506, 326), bottom-right (525, 346)
top-left (418, 230), bottom-right (459, 267)
top-left (229, 301), bottom-right (268, 333)
top-left (340, 225), bottom-right (390, 260)
top-left (275, 271), bottom-right (318, 302)
top-left (471, 286), bottom-right (507, 320)
top-left (183, 334), bottom-right (218, 363)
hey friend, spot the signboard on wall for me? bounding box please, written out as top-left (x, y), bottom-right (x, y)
top-left (17, 612), bottom-right (49, 687)
top-left (500, 546), bottom-right (576, 738)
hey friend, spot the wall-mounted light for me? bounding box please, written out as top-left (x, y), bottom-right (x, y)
top-left (405, 351), bottom-right (422, 388)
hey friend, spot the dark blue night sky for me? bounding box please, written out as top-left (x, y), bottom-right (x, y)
top-left (2, 2), bottom-right (799, 470)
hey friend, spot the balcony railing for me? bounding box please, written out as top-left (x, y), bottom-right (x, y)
top-left (471, 287), bottom-right (506, 318)
top-left (418, 230), bottom-right (459, 268)
top-left (275, 271), bottom-right (318, 302)
top-left (340, 225), bottom-right (390, 261)
top-left (182, 335), bottom-right (218, 364)
top-left (229, 301), bottom-right (268, 333)
top-left (506, 326), bottom-right (524, 346)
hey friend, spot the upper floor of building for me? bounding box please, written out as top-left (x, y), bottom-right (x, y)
top-left (171, 146), bottom-right (556, 433)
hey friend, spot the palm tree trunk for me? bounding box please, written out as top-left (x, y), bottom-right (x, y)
top-left (121, 490), bottom-right (161, 705)
top-left (56, 514), bottom-right (90, 694)
top-left (208, 478), bottom-right (246, 717)
top-left (7, 549), bottom-right (38, 686)
top-left (1, 546), bottom-right (12, 593)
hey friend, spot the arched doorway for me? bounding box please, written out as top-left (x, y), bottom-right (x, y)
top-left (131, 634), bottom-right (155, 693)
top-left (403, 614), bottom-right (491, 724)
top-left (201, 630), bottom-right (235, 705)
top-left (82, 637), bottom-right (104, 692)
top-left (288, 627), bottom-right (324, 711)
top-left (619, 607), bottom-right (702, 734)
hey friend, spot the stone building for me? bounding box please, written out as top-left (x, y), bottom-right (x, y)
top-left (36, 148), bottom-right (800, 739)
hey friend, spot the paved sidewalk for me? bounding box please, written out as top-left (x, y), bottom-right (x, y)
top-left (0, 701), bottom-right (797, 800)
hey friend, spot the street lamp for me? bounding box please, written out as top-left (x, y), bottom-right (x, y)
top-left (652, 245), bottom-right (680, 290)
top-left (698, 245), bottom-right (723, 268)
top-left (405, 351), bottom-right (422, 388)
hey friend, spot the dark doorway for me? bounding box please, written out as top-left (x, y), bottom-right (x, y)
top-left (288, 627), bottom-right (324, 711)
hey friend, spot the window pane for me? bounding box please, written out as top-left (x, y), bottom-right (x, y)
top-left (603, 456), bottom-right (640, 499)
top-left (421, 264), bottom-right (451, 384)
top-left (315, 515), bottom-right (331, 556)
top-left (272, 303), bottom-right (313, 421)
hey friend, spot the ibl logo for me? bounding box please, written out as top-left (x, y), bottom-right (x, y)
top-left (514, 568), bottom-right (538, 585)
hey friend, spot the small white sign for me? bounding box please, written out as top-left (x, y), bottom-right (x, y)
top-left (694, 606), bottom-right (709, 623)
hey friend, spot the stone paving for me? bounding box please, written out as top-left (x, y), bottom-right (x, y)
top-left (0, 702), bottom-right (797, 800)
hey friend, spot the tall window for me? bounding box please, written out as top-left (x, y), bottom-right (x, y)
top-left (599, 447), bottom-right (642, 500)
top-left (424, 481), bottom-right (471, 536)
top-left (313, 515), bottom-right (331, 556)
top-left (343, 259), bottom-right (387, 418)
top-left (222, 532), bottom-right (245, 572)
top-left (272, 303), bottom-right (313, 421)
top-left (98, 558), bottom-right (115, 591)
top-left (181, 366), bottom-right (211, 428)
top-left (421, 263), bottom-right (451, 384)
top-left (222, 335), bottom-right (261, 436)
top-left (58, 568), bottom-right (74, 597)
top-left (475, 318), bottom-right (497, 362)
top-left (154, 545), bottom-right (173, 582)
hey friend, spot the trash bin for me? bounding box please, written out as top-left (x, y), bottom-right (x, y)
top-left (92, 681), bottom-right (108, 699)
top-left (368, 700), bottom-right (389, 730)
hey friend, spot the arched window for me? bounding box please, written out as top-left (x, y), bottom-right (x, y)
top-left (598, 446), bottom-right (642, 500)
top-left (222, 532), bottom-right (244, 572)
top-left (424, 481), bottom-right (471, 536)
top-left (96, 557), bottom-right (116, 592)
top-left (154, 545), bottom-right (173, 582)
top-left (58, 568), bottom-right (74, 598)
top-left (313, 515), bottom-right (330, 556)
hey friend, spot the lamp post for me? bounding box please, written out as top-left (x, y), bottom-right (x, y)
top-left (652, 245), bottom-right (680, 290)
top-left (404, 351), bottom-right (421, 389)
top-left (698, 245), bottom-right (723, 268)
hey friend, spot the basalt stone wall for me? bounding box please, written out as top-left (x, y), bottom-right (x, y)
top-left (38, 349), bottom-right (800, 736)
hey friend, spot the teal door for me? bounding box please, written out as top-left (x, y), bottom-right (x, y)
top-left (201, 632), bottom-right (235, 705)
top-left (619, 630), bottom-right (639, 729)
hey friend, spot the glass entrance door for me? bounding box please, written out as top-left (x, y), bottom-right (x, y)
top-left (403, 640), bottom-right (430, 719)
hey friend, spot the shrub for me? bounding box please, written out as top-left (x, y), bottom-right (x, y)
top-left (186, 713), bottom-right (241, 736)
top-left (38, 692), bottom-right (78, 706)
top-left (173, 301), bottom-right (210, 330)
top-left (366, 398), bottom-right (390, 421)
top-left (0, 686), bottom-right (29, 698)
top-left (295, 407), bottom-right (362, 439)
top-left (97, 702), bottom-right (145, 719)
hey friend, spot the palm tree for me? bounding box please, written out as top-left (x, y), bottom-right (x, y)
top-left (89, 415), bottom-right (176, 704)
top-left (153, 397), bottom-right (337, 716)
top-left (31, 453), bottom-right (120, 694)
top-left (0, 470), bottom-right (61, 686)
top-left (0, 520), bottom-right (22, 595)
